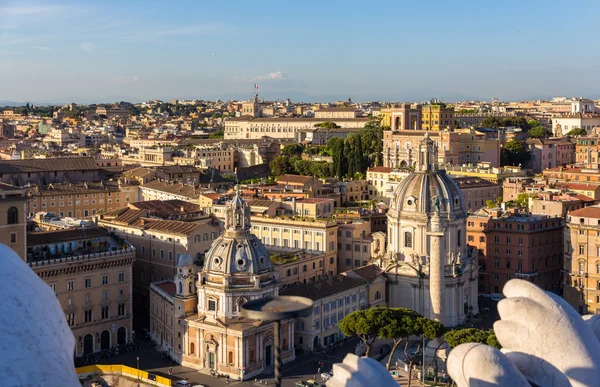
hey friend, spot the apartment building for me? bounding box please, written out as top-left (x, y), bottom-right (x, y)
top-left (366, 166), bottom-right (410, 204)
top-left (0, 157), bottom-right (105, 186)
top-left (280, 268), bottom-right (385, 351)
top-left (336, 220), bottom-right (383, 273)
top-left (467, 210), bottom-right (564, 295)
top-left (139, 180), bottom-right (203, 203)
top-left (27, 227), bottom-right (135, 356)
top-left (28, 180), bottom-right (139, 219)
top-left (97, 206), bottom-right (221, 325)
top-left (575, 136), bottom-right (600, 169)
top-left (174, 147), bottom-right (235, 172)
top-left (421, 103), bottom-right (455, 131)
top-left (452, 177), bottom-right (502, 212)
top-left (564, 206), bottom-right (600, 314)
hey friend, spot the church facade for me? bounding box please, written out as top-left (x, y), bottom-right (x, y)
top-left (382, 133), bottom-right (479, 327)
top-left (149, 192), bottom-right (294, 380)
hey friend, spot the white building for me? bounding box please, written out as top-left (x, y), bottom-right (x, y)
top-left (382, 133), bottom-right (479, 327)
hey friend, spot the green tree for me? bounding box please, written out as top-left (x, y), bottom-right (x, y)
top-left (528, 126), bottom-right (549, 138)
top-left (501, 140), bottom-right (530, 166)
top-left (314, 121), bottom-right (340, 129)
top-left (208, 129), bottom-right (224, 139)
top-left (292, 159), bottom-right (312, 176)
top-left (376, 308), bottom-right (423, 371)
top-left (567, 127), bottom-right (587, 137)
top-left (445, 328), bottom-right (501, 350)
top-left (422, 319), bottom-right (447, 384)
top-left (329, 137), bottom-right (347, 178)
top-left (269, 156), bottom-right (292, 177)
top-left (282, 144), bottom-right (304, 157)
top-left (338, 308), bottom-right (390, 357)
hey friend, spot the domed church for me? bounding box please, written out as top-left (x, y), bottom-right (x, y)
top-left (383, 133), bottom-right (479, 326)
top-left (149, 190), bottom-right (295, 380)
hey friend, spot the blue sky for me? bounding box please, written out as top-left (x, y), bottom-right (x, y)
top-left (1, 0), bottom-right (598, 103)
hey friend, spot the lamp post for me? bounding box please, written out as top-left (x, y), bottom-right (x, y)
top-left (241, 296), bottom-right (313, 387)
top-left (136, 356), bottom-right (140, 381)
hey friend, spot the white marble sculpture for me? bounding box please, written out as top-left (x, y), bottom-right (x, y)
top-left (327, 279), bottom-right (600, 387)
top-left (0, 245), bottom-right (79, 387)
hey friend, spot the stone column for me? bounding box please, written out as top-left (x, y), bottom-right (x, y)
top-left (428, 212), bottom-right (447, 325)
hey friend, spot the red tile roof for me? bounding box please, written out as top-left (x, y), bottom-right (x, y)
top-left (569, 206), bottom-right (600, 218)
top-left (156, 282), bottom-right (176, 297)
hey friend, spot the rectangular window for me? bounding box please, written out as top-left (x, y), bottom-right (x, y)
top-left (118, 303), bottom-right (125, 316)
top-left (84, 310), bottom-right (92, 323)
top-left (102, 275), bottom-right (108, 285)
top-left (10, 233), bottom-right (16, 244)
top-left (101, 306), bottom-right (109, 319)
top-left (208, 300), bottom-right (217, 311)
top-left (506, 260), bottom-right (511, 269)
top-left (118, 272), bottom-right (125, 282)
top-left (84, 278), bottom-right (91, 288)
top-left (580, 245), bottom-right (585, 255)
top-left (314, 306), bottom-right (320, 315)
top-left (67, 280), bottom-right (74, 291)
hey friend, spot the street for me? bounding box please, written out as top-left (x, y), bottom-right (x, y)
top-left (96, 337), bottom-right (361, 387)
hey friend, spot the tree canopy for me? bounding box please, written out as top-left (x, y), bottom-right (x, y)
top-left (314, 121), bottom-right (340, 129)
top-left (444, 328), bottom-right (501, 350)
top-left (501, 139), bottom-right (530, 166)
top-left (281, 144), bottom-right (304, 157)
top-left (528, 125), bottom-right (551, 138)
top-left (480, 116), bottom-right (539, 131)
top-left (566, 127), bottom-right (587, 137)
top-left (338, 308), bottom-right (389, 357)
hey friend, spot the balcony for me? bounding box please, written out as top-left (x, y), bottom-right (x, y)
top-left (515, 270), bottom-right (538, 279)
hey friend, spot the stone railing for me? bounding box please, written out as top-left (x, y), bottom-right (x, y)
top-left (28, 245), bottom-right (136, 267)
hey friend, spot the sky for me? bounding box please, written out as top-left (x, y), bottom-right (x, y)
top-left (1, 0), bottom-right (599, 104)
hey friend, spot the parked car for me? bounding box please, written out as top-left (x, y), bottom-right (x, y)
top-left (174, 381), bottom-right (191, 387)
top-left (491, 295), bottom-right (502, 302)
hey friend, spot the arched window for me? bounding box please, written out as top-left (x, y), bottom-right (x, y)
top-left (457, 230), bottom-right (462, 247)
top-left (178, 282), bottom-right (182, 294)
top-left (7, 206), bottom-right (18, 225)
top-left (188, 282), bottom-right (193, 294)
top-left (190, 342), bottom-right (195, 354)
top-left (404, 231), bottom-right (413, 248)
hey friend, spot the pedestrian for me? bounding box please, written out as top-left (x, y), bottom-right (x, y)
top-left (226, 375), bottom-right (230, 384)
top-left (168, 367), bottom-right (172, 376)
top-left (317, 367), bottom-right (321, 374)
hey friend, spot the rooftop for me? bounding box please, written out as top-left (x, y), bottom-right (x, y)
top-left (141, 180), bottom-right (201, 199)
top-left (0, 157), bottom-right (98, 173)
top-left (276, 174), bottom-right (315, 184)
top-left (368, 166), bottom-right (393, 173)
top-left (279, 274), bottom-right (366, 300)
top-left (569, 206), bottom-right (600, 219)
top-left (27, 227), bottom-right (109, 246)
top-left (453, 177), bottom-right (500, 189)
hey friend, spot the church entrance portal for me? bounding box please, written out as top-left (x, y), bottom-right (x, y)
top-left (265, 345), bottom-right (273, 367)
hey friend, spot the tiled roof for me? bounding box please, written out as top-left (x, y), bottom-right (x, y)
top-left (343, 264), bottom-right (383, 283)
top-left (130, 199), bottom-right (201, 216)
top-left (276, 174), bottom-right (314, 184)
top-left (132, 218), bottom-right (202, 236)
top-left (155, 165), bottom-right (200, 174)
top-left (368, 166), bottom-right (393, 173)
top-left (569, 206), bottom-right (600, 218)
top-left (0, 157), bottom-right (98, 173)
top-left (155, 281), bottom-right (177, 297)
top-left (29, 181), bottom-right (121, 196)
top-left (141, 180), bottom-right (201, 199)
top-left (279, 275), bottom-right (366, 301)
top-left (27, 227), bottom-right (109, 246)
top-left (316, 107), bottom-right (357, 112)
top-left (453, 177), bottom-right (499, 189)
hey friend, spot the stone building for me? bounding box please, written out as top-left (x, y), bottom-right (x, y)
top-left (466, 209), bottom-right (564, 295)
top-left (149, 191), bottom-right (294, 380)
top-left (382, 133), bottom-right (479, 326)
top-left (0, 183), bottom-right (27, 259)
top-left (28, 227), bottom-right (135, 356)
top-left (564, 206), bottom-right (600, 314)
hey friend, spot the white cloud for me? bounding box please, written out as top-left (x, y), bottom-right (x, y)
top-left (33, 45), bottom-right (53, 52)
top-left (80, 42), bottom-right (95, 52)
top-left (112, 75), bottom-right (139, 84)
top-left (251, 71), bottom-right (289, 82)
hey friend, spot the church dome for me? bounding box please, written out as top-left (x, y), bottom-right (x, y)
top-left (177, 253), bottom-right (193, 267)
top-left (389, 133), bottom-right (465, 217)
top-left (202, 189), bottom-right (273, 278)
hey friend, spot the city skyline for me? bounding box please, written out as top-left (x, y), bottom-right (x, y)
top-left (1, 0), bottom-right (599, 103)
